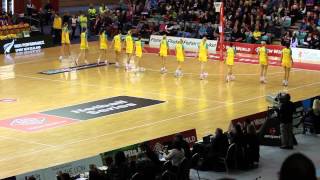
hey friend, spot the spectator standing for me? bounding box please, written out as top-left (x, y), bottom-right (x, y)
top-left (88, 4), bottom-right (97, 34)
top-left (26, 0), bottom-right (35, 16)
top-left (88, 164), bottom-right (103, 180)
top-left (44, 0), bottom-right (53, 25)
top-left (79, 11), bottom-right (88, 32)
top-left (278, 93), bottom-right (295, 149)
top-left (53, 13), bottom-right (62, 44)
top-left (71, 15), bottom-right (77, 40)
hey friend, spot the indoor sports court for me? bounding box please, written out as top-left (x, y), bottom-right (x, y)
top-left (1, 41), bottom-right (320, 178)
top-left (1, 0), bottom-right (320, 180)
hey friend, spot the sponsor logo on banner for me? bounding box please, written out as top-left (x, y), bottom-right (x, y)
top-left (0, 35), bottom-right (53, 54)
top-left (3, 40), bottom-right (15, 54)
top-left (16, 156), bottom-right (103, 180)
top-left (42, 96), bottom-right (165, 120)
top-left (221, 42), bottom-right (283, 57)
top-left (149, 35), bottom-right (217, 52)
top-left (0, 114), bottom-right (77, 132)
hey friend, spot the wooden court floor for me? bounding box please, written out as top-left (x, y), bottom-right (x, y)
top-left (0, 42), bottom-right (320, 178)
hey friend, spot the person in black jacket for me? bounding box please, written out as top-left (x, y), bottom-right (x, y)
top-left (89, 164), bottom-right (104, 180)
top-left (244, 124), bottom-right (260, 167)
top-left (211, 128), bottom-right (229, 157)
top-left (279, 93), bottom-right (295, 149)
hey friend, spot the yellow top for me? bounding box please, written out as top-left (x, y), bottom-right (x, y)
top-left (53, 17), bottom-right (62, 29)
top-left (198, 41), bottom-right (208, 62)
top-left (159, 39), bottom-right (168, 56)
top-left (125, 35), bottom-right (134, 53)
top-left (282, 48), bottom-right (292, 67)
top-left (80, 32), bottom-right (88, 49)
top-left (226, 47), bottom-right (235, 65)
top-left (176, 42), bottom-right (184, 61)
top-left (113, 34), bottom-right (121, 51)
top-left (253, 31), bottom-right (262, 39)
top-left (99, 32), bottom-right (108, 49)
top-left (61, 26), bottom-right (70, 44)
top-left (258, 46), bottom-right (268, 65)
top-left (135, 40), bottom-right (143, 57)
top-left (79, 15), bottom-right (88, 28)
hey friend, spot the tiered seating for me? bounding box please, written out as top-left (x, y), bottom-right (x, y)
top-left (0, 24), bottom-right (30, 40)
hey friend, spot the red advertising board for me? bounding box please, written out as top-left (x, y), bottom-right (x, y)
top-left (148, 129), bottom-right (197, 152)
top-left (217, 42), bottom-right (284, 57)
top-left (229, 111), bottom-right (268, 132)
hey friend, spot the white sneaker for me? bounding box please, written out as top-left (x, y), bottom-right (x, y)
top-left (59, 56), bottom-right (63, 61)
top-left (231, 75), bottom-right (235, 81)
top-left (160, 67), bottom-right (167, 74)
top-left (226, 75), bottom-right (230, 82)
top-left (174, 70), bottom-right (180, 77)
top-left (203, 72), bottom-right (208, 78)
top-left (263, 77), bottom-right (267, 84)
top-left (284, 80), bottom-right (288, 86)
top-left (200, 73), bottom-right (204, 80)
top-left (260, 76), bottom-right (264, 83)
top-left (115, 62), bottom-right (120, 68)
top-left (139, 67), bottom-right (146, 72)
top-left (282, 80), bottom-right (286, 86)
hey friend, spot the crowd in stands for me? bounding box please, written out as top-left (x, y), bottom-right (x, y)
top-left (42, 0), bottom-right (320, 50)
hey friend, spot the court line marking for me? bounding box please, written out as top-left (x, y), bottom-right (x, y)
top-left (0, 135), bottom-right (56, 148)
top-left (1, 80), bottom-right (320, 175)
top-left (13, 74), bottom-right (227, 104)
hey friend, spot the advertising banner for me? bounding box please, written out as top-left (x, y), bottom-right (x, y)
top-left (0, 35), bottom-right (53, 54)
top-left (292, 47), bottom-right (320, 63)
top-left (219, 42), bottom-right (283, 57)
top-left (149, 35), bottom-right (217, 52)
top-left (16, 156), bottom-right (103, 180)
top-left (41, 96), bottom-right (165, 120)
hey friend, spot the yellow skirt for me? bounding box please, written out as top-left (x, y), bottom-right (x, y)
top-left (159, 48), bottom-right (168, 57)
top-left (177, 56), bottom-right (184, 62)
top-left (114, 46), bottom-right (121, 52)
top-left (259, 58), bottom-right (268, 66)
top-left (61, 34), bottom-right (70, 44)
top-left (198, 55), bottom-right (208, 62)
top-left (100, 43), bottom-right (107, 50)
top-left (282, 60), bottom-right (292, 68)
top-left (226, 57), bottom-right (234, 66)
top-left (126, 47), bottom-right (133, 54)
top-left (80, 44), bottom-right (88, 50)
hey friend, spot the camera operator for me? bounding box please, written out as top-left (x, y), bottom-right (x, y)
top-left (278, 93), bottom-right (296, 150)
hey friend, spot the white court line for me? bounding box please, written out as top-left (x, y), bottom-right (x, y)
top-left (14, 74), bottom-right (227, 104)
top-left (1, 79), bottom-right (320, 170)
top-left (0, 135), bottom-right (55, 148)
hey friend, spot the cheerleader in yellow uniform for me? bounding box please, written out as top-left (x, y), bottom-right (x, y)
top-left (159, 35), bottom-right (169, 73)
top-left (134, 36), bottom-right (144, 72)
top-left (198, 37), bottom-right (209, 80)
top-left (225, 43), bottom-right (236, 82)
top-left (97, 29), bottom-right (108, 64)
top-left (175, 39), bottom-right (185, 77)
top-left (76, 28), bottom-right (89, 65)
top-left (258, 41), bottom-right (268, 83)
top-left (60, 22), bottom-right (71, 61)
top-left (112, 32), bottom-right (122, 67)
top-left (281, 43), bottom-right (294, 86)
top-left (125, 30), bottom-right (134, 70)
